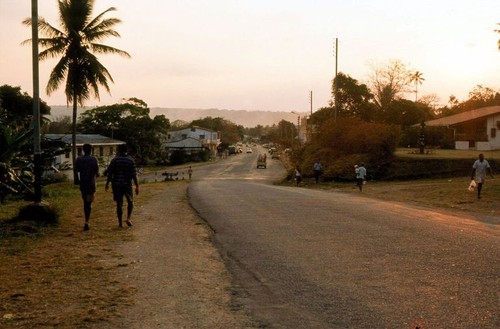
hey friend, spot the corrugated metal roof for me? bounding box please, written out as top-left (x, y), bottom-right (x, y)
top-left (165, 137), bottom-right (203, 148)
top-left (425, 106), bottom-right (500, 127)
top-left (43, 134), bottom-right (125, 145)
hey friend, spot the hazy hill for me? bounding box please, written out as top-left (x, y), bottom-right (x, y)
top-left (48, 106), bottom-right (305, 128)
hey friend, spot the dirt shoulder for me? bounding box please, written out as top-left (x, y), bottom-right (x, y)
top-left (0, 181), bottom-right (252, 329)
top-left (110, 182), bottom-right (252, 329)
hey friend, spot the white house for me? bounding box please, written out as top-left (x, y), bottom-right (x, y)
top-left (44, 134), bottom-right (125, 167)
top-left (424, 106), bottom-right (500, 151)
top-left (165, 126), bottom-right (220, 157)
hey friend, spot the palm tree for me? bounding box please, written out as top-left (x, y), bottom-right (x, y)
top-left (23, 0), bottom-right (130, 184)
top-left (410, 71), bottom-right (425, 102)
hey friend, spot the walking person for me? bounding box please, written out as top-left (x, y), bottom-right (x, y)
top-left (188, 166), bottom-right (193, 180)
top-left (356, 163), bottom-right (367, 191)
top-left (471, 153), bottom-right (494, 199)
top-left (294, 164), bottom-right (302, 186)
top-left (105, 144), bottom-right (139, 227)
top-left (313, 160), bottom-right (322, 184)
top-left (75, 143), bottom-right (99, 231)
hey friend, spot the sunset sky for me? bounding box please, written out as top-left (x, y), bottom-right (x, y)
top-left (1, 0), bottom-right (499, 112)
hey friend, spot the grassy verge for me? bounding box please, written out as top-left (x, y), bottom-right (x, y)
top-left (395, 148), bottom-right (500, 160)
top-left (290, 176), bottom-right (499, 222)
top-left (0, 180), bottom-right (174, 328)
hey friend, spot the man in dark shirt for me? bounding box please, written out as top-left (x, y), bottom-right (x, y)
top-left (75, 143), bottom-right (99, 231)
top-left (105, 144), bottom-right (139, 228)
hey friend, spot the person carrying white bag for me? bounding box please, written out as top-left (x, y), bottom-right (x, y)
top-left (470, 153), bottom-right (494, 199)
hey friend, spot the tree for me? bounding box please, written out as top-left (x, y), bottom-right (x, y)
top-left (275, 120), bottom-right (296, 148)
top-left (368, 59), bottom-right (412, 111)
top-left (23, 0), bottom-right (130, 184)
top-left (383, 99), bottom-right (433, 127)
top-left (439, 85), bottom-right (500, 117)
top-left (0, 86), bottom-right (68, 202)
top-left (410, 71), bottom-right (425, 102)
top-left (78, 98), bottom-right (170, 164)
top-left (0, 85), bottom-right (50, 130)
top-left (330, 72), bottom-right (375, 121)
top-left (43, 115), bottom-right (72, 134)
top-left (190, 117), bottom-right (243, 146)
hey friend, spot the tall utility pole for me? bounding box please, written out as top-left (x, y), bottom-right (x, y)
top-left (333, 37), bottom-right (338, 120)
top-left (309, 90), bottom-right (313, 116)
top-left (31, 0), bottom-right (42, 203)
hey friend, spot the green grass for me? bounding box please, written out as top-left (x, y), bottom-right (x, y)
top-left (395, 148), bottom-right (500, 160)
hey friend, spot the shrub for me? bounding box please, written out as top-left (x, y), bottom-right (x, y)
top-left (169, 150), bottom-right (187, 165)
top-left (400, 126), bottom-right (454, 149)
top-left (304, 117), bottom-right (400, 180)
top-left (15, 202), bottom-right (60, 227)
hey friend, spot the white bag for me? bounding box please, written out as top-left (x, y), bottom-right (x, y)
top-left (468, 180), bottom-right (477, 191)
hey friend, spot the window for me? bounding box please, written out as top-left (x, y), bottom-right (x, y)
top-left (109, 146), bottom-right (114, 156)
top-left (199, 134), bottom-right (205, 139)
top-left (491, 128), bottom-right (496, 138)
top-left (99, 146), bottom-right (104, 156)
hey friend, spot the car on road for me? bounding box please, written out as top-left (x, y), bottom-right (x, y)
top-left (246, 148), bottom-right (253, 153)
top-left (257, 154), bottom-right (266, 168)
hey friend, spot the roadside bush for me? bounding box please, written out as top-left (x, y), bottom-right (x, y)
top-left (15, 202), bottom-right (60, 227)
top-left (382, 157), bottom-right (494, 180)
top-left (303, 117), bottom-right (400, 180)
top-left (169, 150), bottom-right (187, 165)
top-left (42, 171), bottom-right (68, 185)
top-left (400, 126), bottom-right (454, 149)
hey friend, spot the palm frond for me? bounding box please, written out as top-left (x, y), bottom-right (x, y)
top-left (85, 7), bottom-right (117, 32)
top-left (90, 43), bottom-right (130, 57)
top-left (46, 57), bottom-right (70, 95)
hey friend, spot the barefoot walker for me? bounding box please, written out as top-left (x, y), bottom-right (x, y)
top-left (75, 143), bottom-right (99, 231)
top-left (105, 144), bottom-right (139, 227)
top-left (470, 153), bottom-right (494, 199)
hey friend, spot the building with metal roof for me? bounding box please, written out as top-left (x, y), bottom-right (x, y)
top-left (424, 106), bottom-right (500, 150)
top-left (44, 134), bottom-right (125, 168)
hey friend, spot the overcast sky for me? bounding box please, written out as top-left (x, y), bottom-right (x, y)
top-left (1, 0), bottom-right (499, 112)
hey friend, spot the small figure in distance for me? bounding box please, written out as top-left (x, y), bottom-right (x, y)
top-left (356, 163), bottom-right (367, 191)
top-left (105, 144), bottom-right (139, 227)
top-left (470, 153), bottom-right (494, 199)
top-left (295, 164), bottom-right (302, 186)
top-left (75, 143), bottom-right (99, 231)
top-left (313, 159), bottom-right (322, 184)
top-left (188, 166), bottom-right (193, 180)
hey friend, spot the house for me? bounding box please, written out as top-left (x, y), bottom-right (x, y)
top-left (165, 126), bottom-right (220, 157)
top-left (424, 106), bottom-right (500, 151)
top-left (44, 134), bottom-right (125, 167)
top-left (164, 137), bottom-right (205, 158)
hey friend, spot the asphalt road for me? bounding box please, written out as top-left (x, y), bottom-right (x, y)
top-left (188, 147), bottom-right (499, 329)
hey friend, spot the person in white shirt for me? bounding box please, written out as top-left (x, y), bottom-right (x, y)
top-left (471, 153), bottom-right (494, 199)
top-left (313, 160), bottom-right (322, 184)
top-left (356, 163), bottom-right (367, 191)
